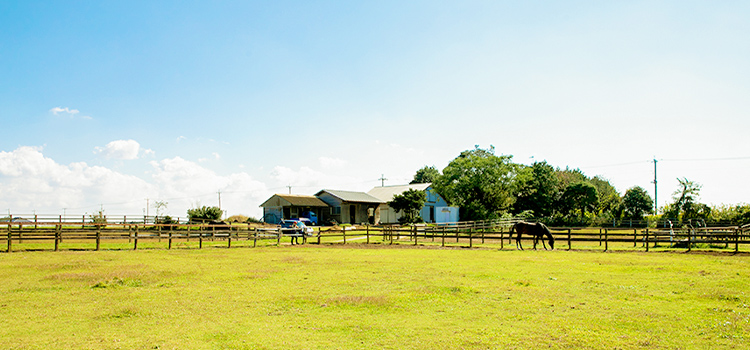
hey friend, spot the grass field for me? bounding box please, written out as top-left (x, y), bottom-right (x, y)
top-left (1, 244), bottom-right (748, 349)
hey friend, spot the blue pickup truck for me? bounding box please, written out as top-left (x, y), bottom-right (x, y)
top-left (296, 211), bottom-right (318, 225)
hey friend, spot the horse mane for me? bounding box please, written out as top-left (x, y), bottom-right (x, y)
top-left (540, 223), bottom-right (554, 242)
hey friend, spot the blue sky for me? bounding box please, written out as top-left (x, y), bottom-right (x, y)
top-left (1, 1), bottom-right (748, 219)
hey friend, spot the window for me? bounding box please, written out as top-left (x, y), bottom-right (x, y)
top-left (331, 206), bottom-right (341, 215)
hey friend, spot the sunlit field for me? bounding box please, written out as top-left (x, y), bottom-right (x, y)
top-left (1, 244), bottom-right (748, 349)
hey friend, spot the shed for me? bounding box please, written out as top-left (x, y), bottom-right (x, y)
top-left (260, 194), bottom-right (330, 224)
top-left (314, 189), bottom-right (385, 225)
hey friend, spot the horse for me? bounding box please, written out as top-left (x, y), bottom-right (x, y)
top-left (512, 221), bottom-right (555, 250)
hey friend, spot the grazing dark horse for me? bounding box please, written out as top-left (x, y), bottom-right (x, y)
top-left (512, 221), bottom-right (555, 250)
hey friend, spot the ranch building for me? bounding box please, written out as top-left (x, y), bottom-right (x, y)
top-left (367, 183), bottom-right (459, 224)
top-left (314, 189), bottom-right (385, 225)
top-left (260, 194), bottom-right (330, 225)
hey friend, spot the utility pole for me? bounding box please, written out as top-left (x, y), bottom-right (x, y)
top-left (378, 174), bottom-right (388, 187)
top-left (217, 191), bottom-right (222, 209)
top-left (652, 158), bottom-right (658, 214)
top-left (146, 198), bottom-right (149, 217)
top-left (286, 185), bottom-right (292, 194)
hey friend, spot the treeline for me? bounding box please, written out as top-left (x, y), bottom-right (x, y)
top-left (413, 146), bottom-right (750, 227)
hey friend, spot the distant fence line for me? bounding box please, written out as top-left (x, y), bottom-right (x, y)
top-left (1, 213), bottom-right (741, 229)
top-left (2, 218), bottom-right (749, 254)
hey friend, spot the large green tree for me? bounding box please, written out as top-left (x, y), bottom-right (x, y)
top-left (559, 182), bottom-right (599, 220)
top-left (589, 176), bottom-right (621, 214)
top-left (621, 186), bottom-right (653, 220)
top-left (388, 189), bottom-right (427, 224)
top-left (410, 166), bottom-right (441, 184)
top-left (514, 161), bottom-right (559, 217)
top-left (433, 146), bottom-right (519, 221)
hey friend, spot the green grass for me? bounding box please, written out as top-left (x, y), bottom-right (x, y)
top-left (1, 245), bottom-right (748, 349)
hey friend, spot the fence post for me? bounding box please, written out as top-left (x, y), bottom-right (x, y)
top-left (96, 227), bottom-right (101, 251)
top-left (567, 229), bottom-right (571, 250)
top-left (6, 221), bottom-right (11, 253)
top-left (134, 225), bottom-right (139, 250)
top-left (500, 227), bottom-right (504, 249)
top-left (343, 227), bottom-right (346, 245)
top-left (228, 226), bottom-right (232, 248)
top-left (442, 226), bottom-right (446, 247)
top-left (414, 225), bottom-right (418, 246)
top-left (633, 228), bottom-right (637, 247)
top-left (604, 228), bottom-right (608, 252)
top-left (645, 228), bottom-right (649, 252)
top-left (366, 225), bottom-right (370, 244)
top-left (168, 227), bottom-right (173, 250)
top-left (276, 229), bottom-right (281, 246)
top-left (735, 229), bottom-right (740, 253)
top-left (469, 227), bottom-right (473, 248)
top-left (55, 223), bottom-right (60, 251)
top-left (599, 228), bottom-right (602, 246)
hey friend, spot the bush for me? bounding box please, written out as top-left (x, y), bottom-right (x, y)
top-left (187, 206), bottom-right (223, 223)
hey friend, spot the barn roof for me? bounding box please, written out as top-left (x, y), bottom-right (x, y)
top-left (315, 189), bottom-right (385, 204)
top-left (260, 194), bottom-right (329, 207)
top-left (367, 183), bottom-right (432, 202)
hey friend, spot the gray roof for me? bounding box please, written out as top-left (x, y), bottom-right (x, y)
top-left (316, 189), bottom-right (385, 204)
top-left (260, 194), bottom-right (329, 207)
top-left (367, 183), bottom-right (432, 202)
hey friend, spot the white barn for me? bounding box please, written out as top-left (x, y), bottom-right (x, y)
top-left (367, 183), bottom-right (459, 224)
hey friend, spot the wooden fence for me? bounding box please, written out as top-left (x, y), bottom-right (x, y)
top-left (2, 219), bottom-right (749, 253)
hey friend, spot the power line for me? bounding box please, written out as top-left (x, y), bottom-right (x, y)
top-left (662, 156), bottom-right (750, 162)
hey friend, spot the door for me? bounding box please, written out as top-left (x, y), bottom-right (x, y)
top-left (349, 205), bottom-right (356, 224)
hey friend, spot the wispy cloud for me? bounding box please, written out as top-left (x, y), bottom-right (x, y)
top-left (49, 107), bottom-right (92, 120)
top-left (94, 140), bottom-right (145, 160)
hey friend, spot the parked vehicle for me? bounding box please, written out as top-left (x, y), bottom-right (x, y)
top-left (278, 219), bottom-right (313, 235)
top-left (298, 211), bottom-right (318, 225)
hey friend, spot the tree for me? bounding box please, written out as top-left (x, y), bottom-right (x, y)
top-left (559, 182), bottom-right (599, 220)
top-left (187, 206), bottom-right (223, 223)
top-left (665, 178), bottom-right (710, 222)
top-left (410, 166), bottom-right (441, 184)
top-left (514, 161), bottom-right (559, 217)
top-left (388, 189), bottom-right (427, 224)
top-left (433, 146), bottom-right (519, 221)
top-left (589, 176), bottom-right (621, 215)
top-left (621, 186), bottom-right (653, 220)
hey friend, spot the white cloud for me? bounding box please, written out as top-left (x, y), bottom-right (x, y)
top-left (94, 140), bottom-right (142, 160)
top-left (0, 147), bottom-right (270, 218)
top-left (319, 156), bottom-right (346, 169)
top-left (49, 106), bottom-right (91, 120)
top-left (0, 146), bottom-right (153, 214)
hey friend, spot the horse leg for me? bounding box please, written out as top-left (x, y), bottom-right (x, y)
top-left (516, 232), bottom-right (523, 250)
top-left (541, 238), bottom-right (548, 250)
top-left (533, 235), bottom-right (538, 250)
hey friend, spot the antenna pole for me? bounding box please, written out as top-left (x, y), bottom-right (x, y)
top-left (378, 174), bottom-right (388, 187)
top-left (652, 159), bottom-right (658, 214)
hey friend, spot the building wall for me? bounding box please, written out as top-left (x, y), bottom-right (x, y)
top-left (378, 187), bottom-right (456, 224)
top-left (263, 207), bottom-right (283, 224)
top-left (317, 192), bottom-right (344, 224)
